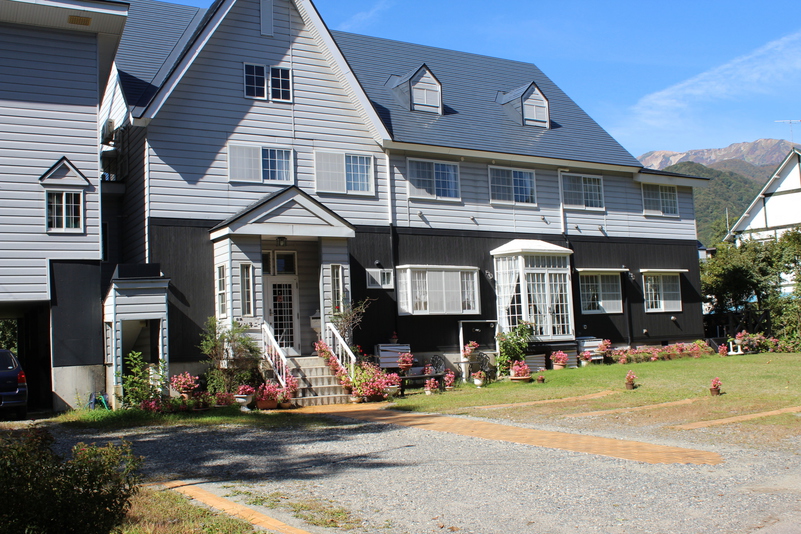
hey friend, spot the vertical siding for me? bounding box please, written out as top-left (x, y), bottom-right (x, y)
top-left (0, 24), bottom-right (101, 301)
top-left (122, 126), bottom-right (148, 263)
top-left (145, 0), bottom-right (387, 227)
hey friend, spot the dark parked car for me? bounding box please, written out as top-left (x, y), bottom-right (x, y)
top-left (0, 349), bottom-right (27, 419)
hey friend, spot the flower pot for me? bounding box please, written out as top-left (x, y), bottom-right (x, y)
top-left (349, 395), bottom-right (363, 403)
top-left (553, 364), bottom-right (566, 370)
top-left (425, 389), bottom-right (432, 395)
top-left (536, 376), bottom-right (545, 383)
top-left (580, 360), bottom-right (591, 367)
top-left (625, 382), bottom-right (635, 390)
top-left (510, 376), bottom-right (532, 383)
top-left (279, 401), bottom-right (293, 409)
top-left (234, 394), bottom-right (253, 411)
top-left (445, 386), bottom-right (454, 391)
top-left (710, 387), bottom-right (720, 396)
top-left (256, 399), bottom-right (278, 410)
top-left (398, 363), bottom-right (412, 372)
top-left (473, 378), bottom-right (484, 388)
top-left (366, 394), bottom-right (385, 402)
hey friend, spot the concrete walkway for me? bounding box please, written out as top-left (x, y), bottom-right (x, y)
top-left (298, 402), bottom-right (724, 465)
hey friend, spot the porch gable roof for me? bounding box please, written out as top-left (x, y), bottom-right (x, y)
top-left (209, 186), bottom-right (355, 240)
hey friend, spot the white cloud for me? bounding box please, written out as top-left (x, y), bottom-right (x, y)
top-left (336, 0), bottom-right (394, 32)
top-left (612, 28), bottom-right (801, 153)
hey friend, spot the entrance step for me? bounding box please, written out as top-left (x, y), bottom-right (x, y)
top-left (289, 354), bottom-right (349, 407)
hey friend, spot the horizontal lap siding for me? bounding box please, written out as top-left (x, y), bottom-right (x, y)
top-left (230, 236), bottom-right (263, 320)
top-left (391, 154), bottom-right (697, 241)
top-left (0, 24), bottom-right (100, 301)
top-left (146, 0), bottom-right (386, 229)
top-left (111, 288), bottom-right (168, 319)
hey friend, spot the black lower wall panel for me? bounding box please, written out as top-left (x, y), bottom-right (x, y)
top-left (50, 261), bottom-right (103, 367)
top-left (150, 223), bottom-right (215, 362)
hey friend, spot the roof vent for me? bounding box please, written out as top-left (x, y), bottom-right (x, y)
top-left (68, 15), bottom-right (92, 26)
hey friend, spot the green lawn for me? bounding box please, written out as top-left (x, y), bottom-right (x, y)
top-left (393, 353), bottom-right (801, 427)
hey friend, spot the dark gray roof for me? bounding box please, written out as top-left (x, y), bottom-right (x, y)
top-left (115, 0), bottom-right (206, 110)
top-left (332, 31), bottom-right (641, 168)
top-left (639, 167), bottom-right (710, 180)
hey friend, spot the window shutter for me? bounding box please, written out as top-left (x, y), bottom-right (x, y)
top-left (397, 270), bottom-right (410, 314)
top-left (229, 145), bottom-right (261, 182)
top-left (260, 0), bottom-right (273, 36)
top-left (315, 152), bottom-right (346, 193)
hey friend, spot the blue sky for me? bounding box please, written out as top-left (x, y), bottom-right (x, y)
top-left (172, 0), bottom-right (801, 158)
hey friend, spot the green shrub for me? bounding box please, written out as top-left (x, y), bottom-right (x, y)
top-left (120, 350), bottom-right (166, 408)
top-left (0, 428), bottom-right (142, 534)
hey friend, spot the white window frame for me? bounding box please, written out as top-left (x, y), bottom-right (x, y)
top-left (45, 190), bottom-right (83, 233)
top-left (240, 263), bottom-right (254, 317)
top-left (314, 151), bottom-right (375, 195)
top-left (642, 183), bottom-right (679, 217)
top-left (489, 166), bottom-right (537, 206)
top-left (228, 143), bottom-right (293, 184)
top-left (331, 264), bottom-right (344, 314)
top-left (578, 272), bottom-right (623, 314)
top-left (642, 271), bottom-right (683, 313)
top-left (244, 63), bottom-right (267, 99)
top-left (275, 251), bottom-right (297, 275)
top-left (407, 158), bottom-right (460, 201)
top-left (561, 173), bottom-right (604, 210)
top-left (366, 268), bottom-right (394, 289)
top-left (396, 265), bottom-right (479, 316)
top-left (216, 264), bottom-right (227, 318)
top-left (270, 67), bottom-right (292, 103)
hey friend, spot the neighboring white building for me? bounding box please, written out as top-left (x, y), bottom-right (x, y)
top-left (726, 147), bottom-right (801, 292)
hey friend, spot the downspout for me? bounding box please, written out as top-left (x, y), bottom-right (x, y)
top-left (557, 168), bottom-right (569, 236)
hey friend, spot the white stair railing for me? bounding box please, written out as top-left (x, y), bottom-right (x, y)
top-left (325, 322), bottom-right (357, 377)
top-left (261, 322), bottom-right (291, 386)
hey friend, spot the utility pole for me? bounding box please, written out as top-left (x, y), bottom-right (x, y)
top-left (775, 120), bottom-right (801, 143)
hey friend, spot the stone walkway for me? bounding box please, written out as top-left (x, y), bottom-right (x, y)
top-left (298, 402), bottom-right (724, 465)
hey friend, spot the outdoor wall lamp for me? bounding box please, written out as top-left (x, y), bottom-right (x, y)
top-left (276, 237), bottom-right (287, 247)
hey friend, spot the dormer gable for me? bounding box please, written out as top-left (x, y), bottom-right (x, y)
top-left (497, 82), bottom-right (550, 128)
top-left (389, 64), bottom-right (442, 114)
top-left (38, 157), bottom-right (92, 188)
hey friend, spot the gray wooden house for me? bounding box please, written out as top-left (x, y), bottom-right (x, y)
top-left (2, 0), bottom-right (709, 409)
top-left (0, 0), bottom-right (127, 410)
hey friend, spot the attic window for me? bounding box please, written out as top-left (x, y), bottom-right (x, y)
top-left (410, 68), bottom-right (441, 113)
top-left (523, 85), bottom-right (549, 127)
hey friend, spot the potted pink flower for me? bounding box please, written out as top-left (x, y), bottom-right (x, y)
top-left (255, 382), bottom-right (281, 409)
top-left (625, 370), bottom-right (637, 390)
top-left (397, 352), bottom-right (414, 372)
top-left (472, 370), bottom-right (486, 388)
top-left (510, 360), bottom-right (531, 382)
top-left (444, 369), bottom-right (456, 390)
top-left (710, 377), bottom-right (722, 396)
top-left (551, 351), bottom-right (569, 369)
top-left (424, 377), bottom-right (439, 395)
top-left (580, 351), bottom-right (593, 367)
top-left (170, 372), bottom-right (199, 398)
top-left (536, 368), bottom-right (546, 383)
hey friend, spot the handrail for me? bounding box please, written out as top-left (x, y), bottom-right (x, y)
top-left (325, 322), bottom-right (357, 376)
top-left (261, 322), bottom-right (290, 386)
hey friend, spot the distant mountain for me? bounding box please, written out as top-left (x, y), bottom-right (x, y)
top-left (639, 139), bottom-right (799, 171)
top-left (664, 161), bottom-right (761, 247)
top-left (708, 159), bottom-right (774, 184)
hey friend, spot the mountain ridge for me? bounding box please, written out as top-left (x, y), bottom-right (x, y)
top-left (639, 138), bottom-right (800, 171)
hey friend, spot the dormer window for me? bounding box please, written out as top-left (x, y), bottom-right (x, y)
top-left (522, 84), bottom-right (549, 127)
top-left (410, 66), bottom-right (442, 114)
top-left (39, 157), bottom-right (90, 234)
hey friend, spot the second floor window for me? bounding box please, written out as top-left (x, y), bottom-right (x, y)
top-left (489, 167), bottom-right (536, 204)
top-left (315, 152), bottom-right (374, 194)
top-left (47, 191), bottom-right (82, 232)
top-left (229, 145), bottom-right (292, 183)
top-left (408, 159), bottom-right (459, 200)
top-left (642, 184), bottom-right (678, 216)
top-left (243, 64), bottom-right (292, 102)
top-left (270, 67), bottom-right (292, 102)
top-left (563, 173), bottom-right (604, 209)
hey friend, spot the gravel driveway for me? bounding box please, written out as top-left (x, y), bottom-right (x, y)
top-left (49, 411), bottom-right (801, 534)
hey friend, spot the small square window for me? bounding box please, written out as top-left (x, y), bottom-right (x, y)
top-left (642, 184), bottom-right (679, 216)
top-left (366, 269), bottom-right (394, 289)
top-left (562, 173), bottom-right (604, 209)
top-left (47, 191), bottom-right (82, 232)
top-left (276, 252), bottom-right (296, 275)
top-left (408, 159), bottom-right (460, 200)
